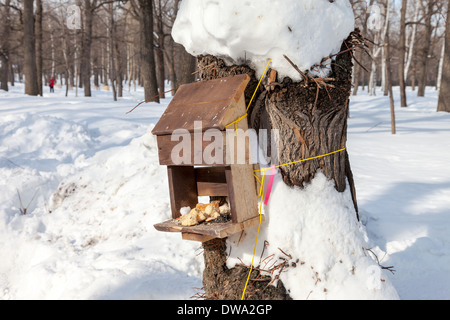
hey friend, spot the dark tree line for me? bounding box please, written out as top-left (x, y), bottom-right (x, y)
top-left (0, 0), bottom-right (196, 102)
top-left (350, 0), bottom-right (449, 111)
top-left (0, 0), bottom-right (448, 112)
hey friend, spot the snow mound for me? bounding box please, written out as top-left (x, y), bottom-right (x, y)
top-left (0, 113), bottom-right (93, 165)
top-left (172, 0), bottom-right (355, 81)
top-left (0, 126), bottom-right (203, 299)
top-left (0, 113), bottom-right (94, 225)
top-left (227, 172), bottom-right (399, 300)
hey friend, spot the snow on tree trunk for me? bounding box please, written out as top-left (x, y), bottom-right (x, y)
top-left (173, 0), bottom-right (399, 300)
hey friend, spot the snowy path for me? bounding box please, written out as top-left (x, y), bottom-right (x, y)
top-left (1, 84), bottom-right (449, 300)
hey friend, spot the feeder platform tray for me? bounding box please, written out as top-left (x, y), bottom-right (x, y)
top-left (154, 215), bottom-right (264, 243)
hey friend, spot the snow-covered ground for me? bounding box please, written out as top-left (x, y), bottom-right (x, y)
top-left (348, 88), bottom-right (450, 300)
top-left (0, 83), bottom-right (449, 300)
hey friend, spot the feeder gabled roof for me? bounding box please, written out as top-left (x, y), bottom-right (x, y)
top-left (152, 74), bottom-right (250, 136)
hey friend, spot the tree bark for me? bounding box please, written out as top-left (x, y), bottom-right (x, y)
top-left (197, 30), bottom-right (360, 300)
top-left (154, 0), bottom-right (166, 98)
top-left (417, 0), bottom-right (435, 97)
top-left (137, 0), bottom-right (159, 103)
top-left (438, 0), bottom-right (450, 112)
top-left (177, 45), bottom-right (196, 85)
top-left (405, 0), bottom-right (420, 81)
top-left (386, 27), bottom-right (396, 134)
top-left (108, 4), bottom-right (117, 101)
top-left (23, 0), bottom-right (39, 96)
top-left (398, 0), bottom-right (408, 107)
top-left (0, 0), bottom-right (11, 91)
top-left (368, 0), bottom-right (390, 96)
top-left (0, 55), bottom-right (8, 91)
top-left (35, 0), bottom-right (43, 96)
top-left (81, 0), bottom-right (95, 97)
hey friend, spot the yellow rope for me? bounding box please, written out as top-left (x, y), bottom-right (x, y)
top-left (254, 147), bottom-right (347, 172)
top-left (241, 169), bottom-right (267, 300)
top-left (226, 59), bottom-right (272, 129)
top-left (241, 146), bottom-right (347, 300)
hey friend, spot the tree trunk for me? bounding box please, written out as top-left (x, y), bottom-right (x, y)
top-left (368, 0), bottom-right (390, 96)
top-left (114, 35), bottom-right (123, 98)
top-left (437, 39), bottom-right (445, 93)
top-left (438, 0), bottom-right (450, 112)
top-left (10, 64), bottom-right (14, 87)
top-left (138, 0), bottom-right (159, 103)
top-left (177, 45), bottom-right (196, 85)
top-left (417, 0), bottom-right (434, 97)
top-left (108, 4), bottom-right (117, 101)
top-left (386, 27), bottom-right (396, 134)
top-left (81, 0), bottom-right (94, 97)
top-left (35, 0), bottom-right (43, 96)
top-left (0, 55), bottom-right (8, 91)
top-left (0, 0), bottom-right (11, 91)
top-left (352, 50), bottom-right (361, 96)
top-left (156, 45), bottom-right (165, 96)
top-left (197, 31), bottom-right (360, 300)
top-left (23, 0), bottom-right (39, 96)
top-left (398, 0), bottom-right (408, 107)
top-left (405, 0), bottom-right (420, 81)
top-left (155, 0), bottom-right (166, 98)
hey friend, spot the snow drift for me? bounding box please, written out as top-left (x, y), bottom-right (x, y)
top-left (227, 173), bottom-right (399, 300)
top-left (1, 83), bottom-right (449, 300)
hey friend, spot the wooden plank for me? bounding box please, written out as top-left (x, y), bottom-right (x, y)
top-left (157, 133), bottom-right (227, 166)
top-left (155, 96), bottom-right (254, 166)
top-left (223, 97), bottom-right (253, 165)
top-left (253, 164), bottom-right (262, 197)
top-left (152, 74), bottom-right (250, 136)
top-left (167, 166), bottom-right (198, 219)
top-left (226, 165), bottom-right (259, 223)
top-left (195, 167), bottom-right (229, 196)
top-left (197, 182), bottom-right (229, 197)
top-left (195, 167), bottom-right (227, 183)
top-left (154, 215), bottom-right (265, 239)
top-left (182, 233), bottom-right (215, 243)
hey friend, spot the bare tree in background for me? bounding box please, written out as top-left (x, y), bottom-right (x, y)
top-left (417, 0), bottom-right (439, 97)
top-left (23, 0), bottom-right (39, 96)
top-left (398, 0), bottom-right (408, 107)
top-left (130, 0), bottom-right (159, 103)
top-left (35, 0), bottom-right (43, 96)
top-left (0, 0), bottom-right (11, 92)
top-left (438, 0), bottom-right (450, 112)
top-left (80, 0), bottom-right (95, 97)
top-left (1, 0), bottom-right (448, 109)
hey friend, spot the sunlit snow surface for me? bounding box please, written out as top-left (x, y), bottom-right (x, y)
top-left (1, 84), bottom-right (449, 299)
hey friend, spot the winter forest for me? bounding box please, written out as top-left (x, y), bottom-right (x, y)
top-left (0, 0), bottom-right (449, 108)
top-left (0, 0), bottom-right (450, 301)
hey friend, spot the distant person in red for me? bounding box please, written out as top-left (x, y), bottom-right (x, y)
top-left (49, 77), bottom-right (55, 93)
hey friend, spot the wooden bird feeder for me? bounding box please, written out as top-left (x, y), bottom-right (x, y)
top-left (151, 74), bottom-right (263, 243)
